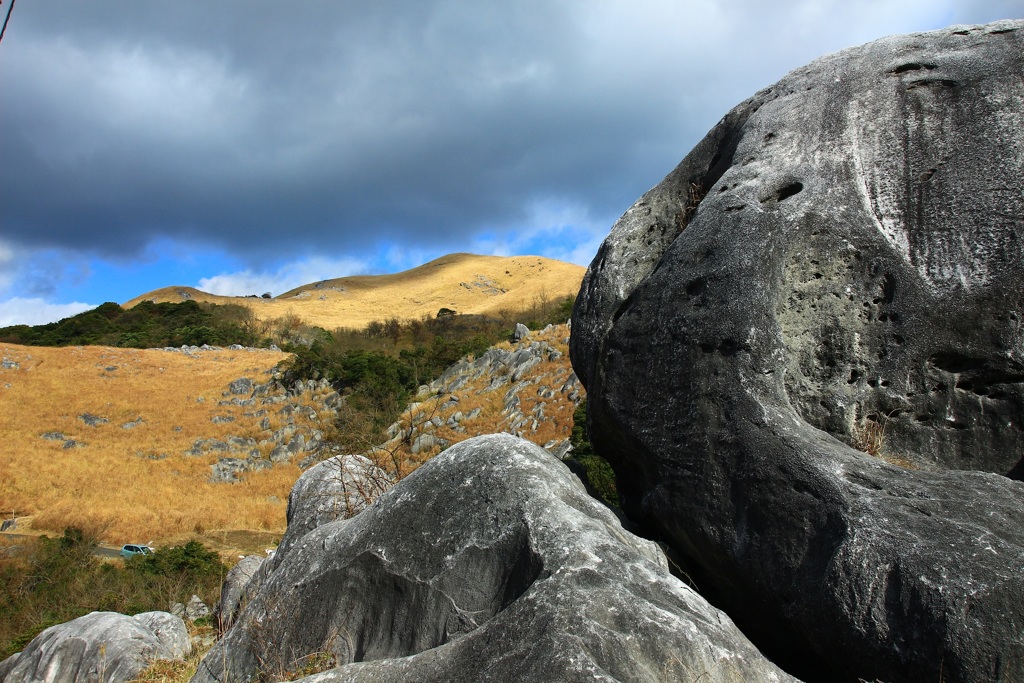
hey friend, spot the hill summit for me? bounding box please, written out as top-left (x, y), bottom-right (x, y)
top-left (125, 253), bottom-right (585, 330)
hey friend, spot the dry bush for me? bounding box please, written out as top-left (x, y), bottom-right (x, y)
top-left (850, 411), bottom-right (917, 469)
top-left (851, 415), bottom-right (886, 457)
top-left (676, 181), bottom-right (707, 231)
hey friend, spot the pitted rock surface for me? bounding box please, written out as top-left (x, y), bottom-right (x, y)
top-left (191, 435), bottom-right (795, 683)
top-left (571, 20), bottom-right (1024, 683)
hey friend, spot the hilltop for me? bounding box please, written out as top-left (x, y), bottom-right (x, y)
top-left (124, 253), bottom-right (585, 331)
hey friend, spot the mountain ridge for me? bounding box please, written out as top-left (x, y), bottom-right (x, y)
top-left (124, 253), bottom-right (584, 331)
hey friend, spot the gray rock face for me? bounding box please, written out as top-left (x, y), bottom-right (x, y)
top-left (0, 611), bottom-right (189, 683)
top-left (185, 595), bottom-right (211, 622)
top-left (215, 555), bottom-right (265, 632)
top-left (228, 377), bottom-right (255, 395)
top-left (132, 612), bottom-right (191, 659)
top-left (570, 20), bottom-right (1024, 683)
top-left (209, 457), bottom-right (271, 484)
top-left (274, 454), bottom-right (393, 561)
top-left (191, 435), bottom-right (795, 683)
top-left (78, 413), bottom-right (109, 427)
top-left (511, 322), bottom-right (530, 342)
top-left (410, 432), bottom-right (448, 455)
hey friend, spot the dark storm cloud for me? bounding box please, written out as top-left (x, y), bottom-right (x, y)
top-left (1, 1), bottom-right (1018, 269)
top-left (1, 1), bottom-right (661, 259)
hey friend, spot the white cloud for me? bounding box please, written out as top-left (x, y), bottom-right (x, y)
top-left (468, 198), bottom-right (611, 268)
top-left (0, 298), bottom-right (95, 327)
top-left (197, 256), bottom-right (370, 298)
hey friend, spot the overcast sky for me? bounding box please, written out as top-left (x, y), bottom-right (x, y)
top-left (1, 0), bottom-right (1020, 325)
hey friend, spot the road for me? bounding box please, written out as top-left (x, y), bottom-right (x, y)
top-left (0, 532), bottom-right (124, 559)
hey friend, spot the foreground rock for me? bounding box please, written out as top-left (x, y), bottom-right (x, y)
top-left (215, 554), bottom-right (265, 632)
top-left (192, 434), bottom-right (795, 683)
top-left (0, 611), bottom-right (189, 683)
top-left (274, 454), bottom-right (393, 560)
top-left (571, 20), bottom-right (1024, 683)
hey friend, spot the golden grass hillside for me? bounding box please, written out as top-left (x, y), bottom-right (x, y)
top-left (0, 343), bottom-right (316, 547)
top-left (0, 328), bottom-right (586, 553)
top-left (124, 253), bottom-right (585, 331)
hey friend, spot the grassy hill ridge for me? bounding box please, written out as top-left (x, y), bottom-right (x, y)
top-left (124, 253), bottom-right (585, 331)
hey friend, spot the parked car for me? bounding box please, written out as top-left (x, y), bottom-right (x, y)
top-left (119, 544), bottom-right (153, 558)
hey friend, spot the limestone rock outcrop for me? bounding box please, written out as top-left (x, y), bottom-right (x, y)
top-left (378, 324), bottom-right (582, 463)
top-left (215, 555), bottom-right (266, 632)
top-left (571, 20), bottom-right (1024, 683)
top-left (191, 435), bottom-right (796, 683)
top-left (275, 453), bottom-right (393, 560)
top-left (0, 611), bottom-right (189, 683)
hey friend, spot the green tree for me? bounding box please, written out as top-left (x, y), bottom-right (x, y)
top-left (568, 399), bottom-right (618, 507)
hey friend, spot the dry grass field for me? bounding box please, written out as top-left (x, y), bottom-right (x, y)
top-left (0, 325), bottom-right (585, 554)
top-left (124, 253), bottom-right (585, 331)
top-left (0, 343), bottom-right (305, 548)
top-left (1, 251), bottom-right (588, 553)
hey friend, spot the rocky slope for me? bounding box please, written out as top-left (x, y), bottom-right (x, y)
top-left (0, 319), bottom-right (584, 547)
top-left (191, 322), bottom-right (583, 479)
top-left (372, 323), bottom-right (581, 468)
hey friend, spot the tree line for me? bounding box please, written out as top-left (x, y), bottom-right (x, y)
top-left (0, 295), bottom-right (577, 451)
top-left (0, 300), bottom-right (262, 349)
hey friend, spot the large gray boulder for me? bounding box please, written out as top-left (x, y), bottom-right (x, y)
top-left (274, 453), bottom-right (394, 561)
top-left (0, 611), bottom-right (189, 683)
top-left (571, 20), bottom-right (1024, 683)
top-left (191, 434), bottom-right (796, 683)
top-left (215, 555), bottom-right (266, 632)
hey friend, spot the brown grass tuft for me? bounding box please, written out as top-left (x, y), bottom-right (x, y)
top-left (851, 411), bottom-right (917, 469)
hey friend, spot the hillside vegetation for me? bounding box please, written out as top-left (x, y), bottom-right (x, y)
top-left (0, 530), bottom-right (224, 662)
top-left (0, 291), bottom-right (583, 545)
top-left (0, 299), bottom-right (262, 349)
top-left (124, 253), bottom-right (585, 331)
